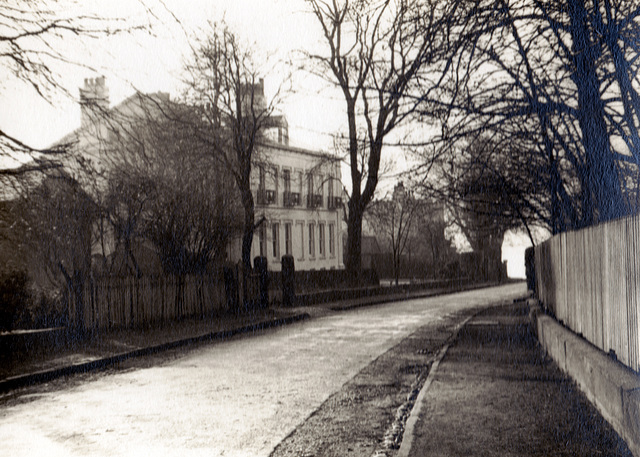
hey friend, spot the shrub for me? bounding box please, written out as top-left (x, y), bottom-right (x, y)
top-left (29, 293), bottom-right (68, 329)
top-left (0, 271), bottom-right (29, 331)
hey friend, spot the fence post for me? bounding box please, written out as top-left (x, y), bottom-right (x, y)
top-left (281, 255), bottom-right (296, 307)
top-left (525, 246), bottom-right (535, 294)
top-left (223, 262), bottom-right (239, 313)
top-left (254, 256), bottom-right (269, 308)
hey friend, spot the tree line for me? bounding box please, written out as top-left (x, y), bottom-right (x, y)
top-left (308, 0), bottom-right (640, 268)
top-left (417, 0), bottom-right (640, 241)
top-left (2, 1), bottom-right (639, 326)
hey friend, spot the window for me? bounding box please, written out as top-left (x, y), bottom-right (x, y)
top-left (272, 166), bottom-right (279, 195)
top-left (307, 173), bottom-right (314, 200)
top-left (283, 169), bottom-right (295, 206)
top-left (319, 223), bottom-right (325, 257)
top-left (297, 221), bottom-right (305, 260)
top-left (259, 224), bottom-right (266, 257)
top-left (308, 222), bottom-right (315, 258)
top-left (272, 223), bottom-right (280, 259)
top-left (328, 176), bottom-right (334, 201)
top-left (285, 222), bottom-right (292, 256)
top-left (329, 223), bottom-right (335, 257)
top-left (257, 165), bottom-right (269, 205)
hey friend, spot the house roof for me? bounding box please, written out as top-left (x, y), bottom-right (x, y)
top-left (49, 91), bottom-right (171, 150)
top-left (258, 140), bottom-right (337, 161)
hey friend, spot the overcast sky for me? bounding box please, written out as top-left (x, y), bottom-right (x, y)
top-left (0, 0), bottom-right (343, 154)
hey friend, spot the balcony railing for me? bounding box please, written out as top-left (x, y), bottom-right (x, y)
top-left (327, 196), bottom-right (342, 209)
top-left (257, 189), bottom-right (276, 205)
top-left (283, 191), bottom-right (301, 207)
top-left (307, 194), bottom-right (324, 208)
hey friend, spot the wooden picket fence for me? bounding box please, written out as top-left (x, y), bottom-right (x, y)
top-left (68, 271), bottom-right (246, 330)
top-left (535, 215), bottom-right (640, 372)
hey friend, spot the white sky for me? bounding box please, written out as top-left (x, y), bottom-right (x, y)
top-left (0, 0), bottom-right (343, 153)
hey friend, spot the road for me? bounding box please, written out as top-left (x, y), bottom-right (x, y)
top-left (0, 283), bottom-right (526, 457)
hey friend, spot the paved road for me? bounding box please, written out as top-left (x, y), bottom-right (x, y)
top-left (0, 283), bottom-right (526, 457)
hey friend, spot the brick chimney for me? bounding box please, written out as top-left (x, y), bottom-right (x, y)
top-left (240, 77), bottom-right (266, 114)
top-left (393, 181), bottom-right (406, 201)
top-left (79, 76), bottom-right (109, 127)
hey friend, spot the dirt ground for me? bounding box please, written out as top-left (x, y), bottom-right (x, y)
top-left (269, 313), bottom-right (464, 457)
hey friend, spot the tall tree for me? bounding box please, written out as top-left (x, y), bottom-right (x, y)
top-left (305, 0), bottom-right (460, 276)
top-left (183, 22), bottom-right (282, 271)
top-left (418, 0), bottom-right (640, 235)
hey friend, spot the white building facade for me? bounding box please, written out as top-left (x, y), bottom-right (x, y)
top-left (60, 77), bottom-right (344, 273)
top-left (227, 140), bottom-right (344, 272)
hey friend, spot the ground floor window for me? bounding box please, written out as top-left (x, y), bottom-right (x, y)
top-left (272, 222), bottom-right (280, 259)
top-left (285, 222), bottom-right (292, 256)
top-left (297, 221), bottom-right (305, 260)
top-left (318, 223), bottom-right (325, 257)
top-left (308, 222), bottom-right (315, 258)
top-left (329, 223), bottom-right (335, 257)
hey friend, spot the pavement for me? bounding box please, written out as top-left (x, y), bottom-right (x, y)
top-left (0, 283), bottom-right (634, 456)
top-left (0, 307), bottom-right (312, 393)
top-left (398, 300), bottom-right (633, 457)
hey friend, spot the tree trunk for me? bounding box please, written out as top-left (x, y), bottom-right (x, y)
top-left (394, 252), bottom-right (400, 286)
top-left (241, 189), bottom-right (255, 272)
top-left (569, 0), bottom-right (624, 225)
top-left (345, 199), bottom-right (363, 280)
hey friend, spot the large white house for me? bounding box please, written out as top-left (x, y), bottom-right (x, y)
top-left (231, 140), bottom-right (344, 271)
top-left (224, 80), bottom-right (344, 271)
top-left (56, 76), bottom-right (344, 272)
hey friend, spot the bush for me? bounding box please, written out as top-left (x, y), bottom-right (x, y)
top-left (441, 260), bottom-right (461, 279)
top-left (28, 293), bottom-right (68, 329)
top-left (0, 271), bottom-right (29, 331)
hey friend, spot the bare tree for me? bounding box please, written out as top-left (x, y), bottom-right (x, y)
top-left (439, 137), bottom-right (545, 247)
top-left (182, 22), bottom-right (283, 271)
top-left (12, 170), bottom-right (96, 330)
top-left (0, 0), bottom-right (150, 171)
top-left (101, 99), bottom-right (243, 277)
top-left (418, 0), bottom-right (640, 236)
top-left (366, 183), bottom-right (418, 285)
top-left (305, 0), bottom-right (460, 276)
